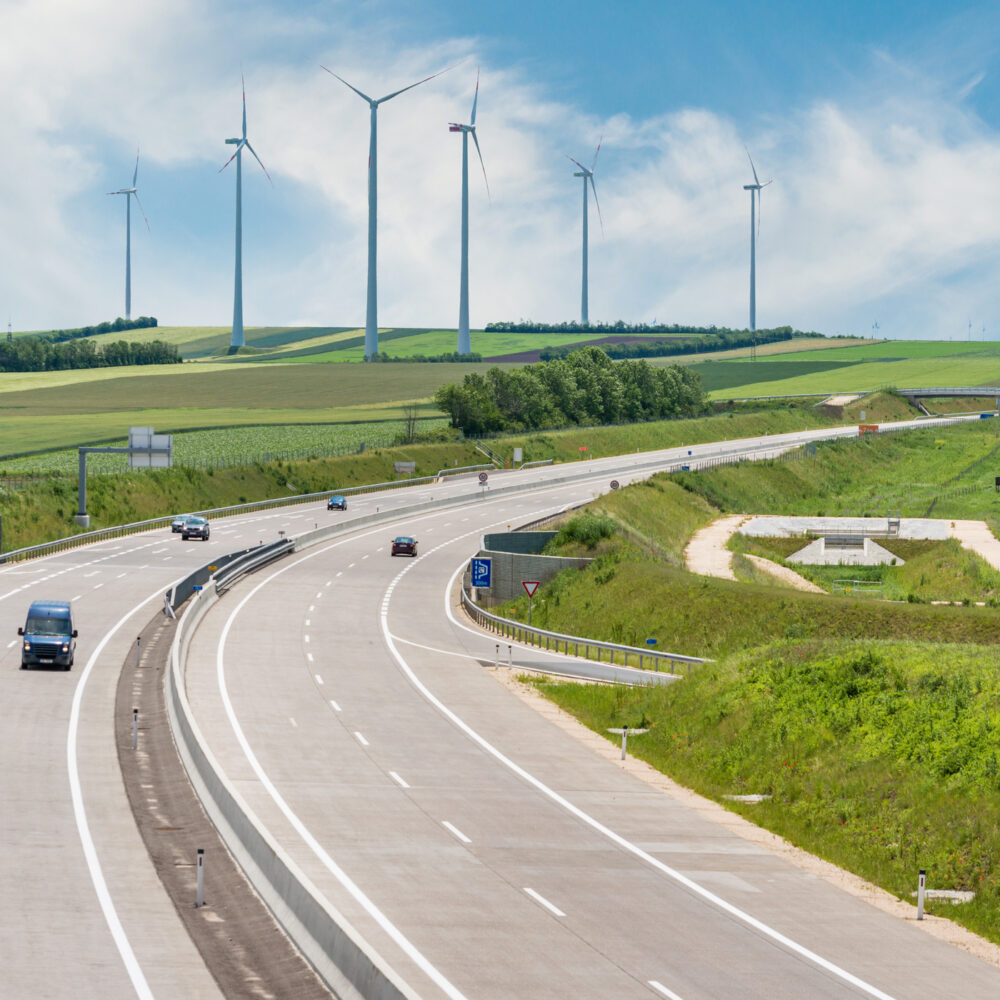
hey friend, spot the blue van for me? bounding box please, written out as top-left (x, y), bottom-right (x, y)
top-left (18, 601), bottom-right (77, 670)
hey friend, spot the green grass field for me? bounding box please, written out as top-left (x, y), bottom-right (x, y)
top-left (698, 341), bottom-right (1000, 398)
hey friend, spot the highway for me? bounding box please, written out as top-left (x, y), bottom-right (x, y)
top-left (3, 412), bottom-right (996, 998)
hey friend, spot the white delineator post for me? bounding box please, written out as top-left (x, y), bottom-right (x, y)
top-left (196, 849), bottom-right (205, 908)
top-left (135, 635), bottom-right (141, 669)
top-left (917, 869), bottom-right (926, 920)
top-left (132, 708), bottom-right (138, 751)
top-left (621, 724), bottom-right (629, 760)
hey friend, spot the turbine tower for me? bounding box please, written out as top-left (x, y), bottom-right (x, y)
top-left (449, 70), bottom-right (490, 355)
top-left (742, 149), bottom-right (772, 333)
top-left (568, 139), bottom-right (603, 326)
top-left (220, 77), bottom-right (271, 350)
top-left (107, 151), bottom-right (149, 320)
top-left (323, 65), bottom-right (449, 360)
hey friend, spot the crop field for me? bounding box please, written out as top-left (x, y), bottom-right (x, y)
top-left (695, 341), bottom-right (1000, 398)
top-left (0, 419), bottom-right (448, 475)
top-left (0, 361), bottom-right (489, 457)
top-left (80, 323), bottom-right (715, 364)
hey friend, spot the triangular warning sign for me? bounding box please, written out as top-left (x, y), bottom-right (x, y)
top-left (522, 581), bottom-right (540, 598)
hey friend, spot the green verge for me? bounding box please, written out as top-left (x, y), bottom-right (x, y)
top-left (533, 641), bottom-right (1000, 940)
top-left (494, 418), bottom-right (1000, 944)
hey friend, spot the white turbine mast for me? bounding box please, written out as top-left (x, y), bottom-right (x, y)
top-left (322, 64), bottom-right (451, 360)
top-left (107, 150), bottom-right (149, 320)
top-left (567, 138), bottom-right (603, 326)
top-left (742, 147), bottom-right (772, 334)
top-left (449, 68), bottom-right (490, 355)
top-left (219, 75), bottom-right (272, 351)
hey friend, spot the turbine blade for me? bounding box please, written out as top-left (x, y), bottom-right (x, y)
top-left (242, 72), bottom-right (247, 139)
top-left (245, 141), bottom-right (274, 185)
top-left (218, 141), bottom-right (244, 172)
top-left (589, 175), bottom-right (604, 235)
top-left (566, 154), bottom-right (588, 173)
top-left (132, 191), bottom-right (150, 231)
top-left (470, 67), bottom-right (480, 125)
top-left (590, 135), bottom-right (603, 174)
top-left (377, 63), bottom-right (454, 104)
top-left (745, 146), bottom-right (760, 186)
top-left (132, 148), bottom-right (139, 187)
top-left (471, 129), bottom-right (490, 201)
top-left (321, 66), bottom-right (374, 103)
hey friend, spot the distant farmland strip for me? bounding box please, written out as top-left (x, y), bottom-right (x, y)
top-left (687, 359), bottom-right (858, 392)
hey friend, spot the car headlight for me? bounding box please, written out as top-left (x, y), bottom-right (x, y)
top-left (61, 643), bottom-right (70, 653)
top-left (23, 641), bottom-right (31, 652)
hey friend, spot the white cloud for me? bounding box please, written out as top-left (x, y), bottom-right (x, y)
top-left (1, 1), bottom-right (1000, 340)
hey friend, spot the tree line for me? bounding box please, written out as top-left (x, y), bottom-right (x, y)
top-left (485, 319), bottom-right (831, 337)
top-left (0, 337), bottom-right (181, 372)
top-left (538, 325), bottom-right (806, 361)
top-left (32, 316), bottom-right (158, 344)
top-left (433, 346), bottom-right (708, 435)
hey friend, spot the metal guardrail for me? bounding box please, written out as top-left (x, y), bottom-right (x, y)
top-left (518, 459), bottom-right (555, 470)
top-left (214, 539), bottom-right (294, 593)
top-left (435, 463), bottom-right (493, 479)
top-left (461, 583), bottom-right (707, 674)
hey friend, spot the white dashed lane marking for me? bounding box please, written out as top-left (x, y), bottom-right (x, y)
top-left (354, 732), bottom-right (369, 747)
top-left (524, 889), bottom-right (565, 917)
top-left (389, 771), bottom-right (409, 788)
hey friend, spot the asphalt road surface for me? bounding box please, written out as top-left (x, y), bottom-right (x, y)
top-left (3, 412), bottom-right (993, 998)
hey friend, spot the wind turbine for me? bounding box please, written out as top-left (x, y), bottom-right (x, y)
top-left (449, 70), bottom-right (490, 355)
top-left (568, 139), bottom-right (603, 326)
top-left (219, 76), bottom-right (271, 350)
top-left (322, 64), bottom-right (450, 359)
top-left (107, 151), bottom-right (149, 320)
top-left (742, 149), bottom-right (772, 333)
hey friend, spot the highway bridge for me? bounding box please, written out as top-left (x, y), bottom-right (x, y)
top-left (5, 413), bottom-right (1000, 999)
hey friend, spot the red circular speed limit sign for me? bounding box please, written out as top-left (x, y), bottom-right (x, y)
top-left (478, 472), bottom-right (489, 483)
top-left (610, 480), bottom-right (620, 490)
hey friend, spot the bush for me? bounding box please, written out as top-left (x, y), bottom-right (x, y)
top-left (555, 512), bottom-right (617, 549)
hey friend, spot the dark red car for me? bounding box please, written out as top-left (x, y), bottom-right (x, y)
top-left (391, 536), bottom-right (417, 557)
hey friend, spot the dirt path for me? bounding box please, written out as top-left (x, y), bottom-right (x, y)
top-left (949, 520), bottom-right (1000, 570)
top-left (684, 515), bottom-right (747, 580)
top-left (685, 516), bottom-right (822, 592)
top-left (743, 553), bottom-right (826, 592)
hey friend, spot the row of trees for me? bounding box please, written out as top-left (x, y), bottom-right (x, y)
top-left (433, 346), bottom-right (708, 434)
top-left (485, 319), bottom-right (827, 337)
top-left (34, 316), bottom-right (158, 344)
top-left (0, 337), bottom-right (180, 372)
top-left (538, 326), bottom-right (803, 361)
top-left (372, 351), bottom-right (482, 363)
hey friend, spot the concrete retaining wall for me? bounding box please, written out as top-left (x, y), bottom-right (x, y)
top-left (482, 531), bottom-right (556, 554)
top-left (474, 549), bottom-right (592, 605)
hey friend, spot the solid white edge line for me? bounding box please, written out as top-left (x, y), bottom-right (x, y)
top-left (68, 583), bottom-right (176, 1000)
top-left (649, 981), bottom-right (684, 1000)
top-left (523, 888), bottom-right (565, 917)
top-left (442, 821), bottom-right (471, 844)
top-left (375, 556), bottom-right (898, 1000)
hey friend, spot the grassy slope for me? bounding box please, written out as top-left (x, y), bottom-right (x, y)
top-left (536, 641), bottom-right (1000, 940)
top-left (499, 416), bottom-right (1000, 943)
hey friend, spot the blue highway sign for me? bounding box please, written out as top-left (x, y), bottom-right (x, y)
top-left (471, 557), bottom-right (492, 588)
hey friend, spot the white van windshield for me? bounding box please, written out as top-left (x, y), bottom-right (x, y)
top-left (26, 616), bottom-right (69, 636)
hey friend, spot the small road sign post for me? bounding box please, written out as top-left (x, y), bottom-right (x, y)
top-left (523, 580), bottom-right (539, 627)
top-left (610, 480), bottom-right (620, 490)
top-left (471, 557), bottom-right (492, 589)
top-left (478, 471), bottom-right (488, 498)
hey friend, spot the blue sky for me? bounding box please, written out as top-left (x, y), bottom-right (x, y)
top-left (2, 0), bottom-right (1000, 339)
